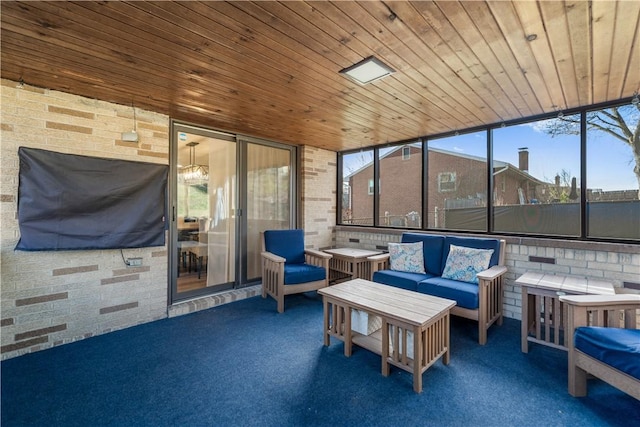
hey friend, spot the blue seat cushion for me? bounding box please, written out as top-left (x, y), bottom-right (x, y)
top-left (372, 270), bottom-right (434, 292)
top-left (442, 236), bottom-right (501, 273)
top-left (574, 327), bottom-right (640, 380)
top-left (417, 276), bottom-right (479, 309)
top-left (283, 263), bottom-right (326, 285)
top-left (401, 233), bottom-right (445, 275)
top-left (264, 229), bottom-right (306, 264)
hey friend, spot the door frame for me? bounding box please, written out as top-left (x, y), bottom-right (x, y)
top-left (168, 120), bottom-right (298, 304)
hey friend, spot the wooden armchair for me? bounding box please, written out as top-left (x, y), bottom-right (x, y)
top-left (560, 294), bottom-right (640, 400)
top-left (261, 229), bottom-right (332, 313)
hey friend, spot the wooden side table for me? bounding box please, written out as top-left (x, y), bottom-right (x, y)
top-left (515, 272), bottom-right (615, 353)
top-left (323, 248), bottom-right (382, 283)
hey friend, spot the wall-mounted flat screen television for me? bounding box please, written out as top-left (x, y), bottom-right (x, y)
top-left (16, 147), bottom-right (168, 251)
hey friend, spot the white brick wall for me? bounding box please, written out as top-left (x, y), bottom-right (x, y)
top-left (1, 79), bottom-right (170, 360)
top-left (335, 227), bottom-right (640, 320)
top-left (300, 146), bottom-right (336, 250)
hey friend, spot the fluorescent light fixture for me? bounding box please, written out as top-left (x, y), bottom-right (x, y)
top-left (340, 56), bottom-right (395, 85)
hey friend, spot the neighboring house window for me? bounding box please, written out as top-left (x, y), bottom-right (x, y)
top-left (438, 172), bottom-right (456, 192)
top-left (342, 183), bottom-right (351, 209)
top-left (368, 179), bottom-right (381, 195)
top-left (402, 146), bottom-right (411, 160)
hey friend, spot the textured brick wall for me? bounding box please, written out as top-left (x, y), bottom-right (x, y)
top-left (300, 146), bottom-right (336, 250)
top-left (335, 226), bottom-right (640, 320)
top-left (1, 79), bottom-right (170, 360)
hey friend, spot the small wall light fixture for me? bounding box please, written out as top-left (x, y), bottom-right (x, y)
top-left (121, 102), bottom-right (139, 142)
top-left (340, 56), bottom-right (395, 85)
top-left (16, 77), bottom-right (24, 89)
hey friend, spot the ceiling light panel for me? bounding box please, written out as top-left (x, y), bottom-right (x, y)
top-left (340, 56), bottom-right (395, 85)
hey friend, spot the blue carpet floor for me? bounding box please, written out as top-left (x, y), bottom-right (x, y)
top-left (2, 292), bottom-right (639, 426)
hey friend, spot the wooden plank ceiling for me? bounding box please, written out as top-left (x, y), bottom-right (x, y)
top-left (2, 1), bottom-right (639, 152)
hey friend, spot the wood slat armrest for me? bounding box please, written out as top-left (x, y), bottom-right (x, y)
top-left (261, 251), bottom-right (285, 263)
top-left (367, 252), bottom-right (390, 279)
top-left (367, 253), bottom-right (390, 262)
top-left (305, 249), bottom-right (332, 259)
top-left (559, 294), bottom-right (640, 307)
top-left (476, 265), bottom-right (507, 281)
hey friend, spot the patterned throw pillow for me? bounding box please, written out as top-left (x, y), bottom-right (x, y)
top-left (388, 241), bottom-right (426, 274)
top-left (441, 244), bottom-right (494, 284)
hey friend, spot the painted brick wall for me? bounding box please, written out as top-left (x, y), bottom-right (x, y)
top-left (1, 79), bottom-right (170, 360)
top-left (335, 226), bottom-right (640, 320)
top-left (300, 146), bottom-right (336, 250)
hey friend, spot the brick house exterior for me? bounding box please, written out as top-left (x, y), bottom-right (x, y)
top-left (345, 145), bottom-right (545, 227)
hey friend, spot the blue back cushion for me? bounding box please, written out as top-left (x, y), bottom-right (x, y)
top-left (575, 327), bottom-right (640, 380)
top-left (401, 233), bottom-right (445, 275)
top-left (264, 229), bottom-right (306, 264)
top-left (441, 236), bottom-right (501, 273)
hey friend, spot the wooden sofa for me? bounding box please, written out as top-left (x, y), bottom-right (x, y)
top-left (560, 294), bottom-right (640, 400)
top-left (368, 233), bottom-right (507, 345)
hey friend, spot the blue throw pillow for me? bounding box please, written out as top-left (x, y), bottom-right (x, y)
top-left (441, 244), bottom-right (494, 284)
top-left (388, 241), bottom-right (426, 274)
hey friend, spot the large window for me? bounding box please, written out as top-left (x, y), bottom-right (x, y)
top-left (586, 102), bottom-right (640, 240)
top-left (341, 150), bottom-right (374, 226)
top-left (337, 98), bottom-right (639, 243)
top-left (492, 115), bottom-right (581, 236)
top-left (379, 143), bottom-right (422, 228)
top-left (428, 131), bottom-right (487, 231)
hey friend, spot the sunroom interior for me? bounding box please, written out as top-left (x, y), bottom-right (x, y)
top-left (1, 1), bottom-right (639, 414)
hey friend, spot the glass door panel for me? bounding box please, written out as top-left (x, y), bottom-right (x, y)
top-left (245, 143), bottom-right (292, 281)
top-left (174, 129), bottom-right (236, 300)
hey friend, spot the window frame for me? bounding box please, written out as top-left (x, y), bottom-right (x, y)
top-left (336, 96), bottom-right (639, 244)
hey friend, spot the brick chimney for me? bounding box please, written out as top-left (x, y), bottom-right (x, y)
top-left (518, 147), bottom-right (529, 173)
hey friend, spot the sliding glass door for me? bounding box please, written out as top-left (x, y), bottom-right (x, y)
top-left (244, 140), bottom-right (294, 282)
top-left (170, 123), bottom-right (296, 303)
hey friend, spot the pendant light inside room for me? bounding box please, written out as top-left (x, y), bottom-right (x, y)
top-left (179, 142), bottom-right (209, 185)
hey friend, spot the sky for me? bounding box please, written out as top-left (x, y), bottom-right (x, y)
top-left (344, 108), bottom-right (638, 193)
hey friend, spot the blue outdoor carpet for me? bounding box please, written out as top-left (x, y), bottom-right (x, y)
top-left (2, 292), bottom-right (639, 426)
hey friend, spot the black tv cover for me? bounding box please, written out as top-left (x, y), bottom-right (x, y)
top-left (16, 147), bottom-right (168, 251)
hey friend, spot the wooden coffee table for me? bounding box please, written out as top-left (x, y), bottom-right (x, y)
top-left (318, 278), bottom-right (456, 393)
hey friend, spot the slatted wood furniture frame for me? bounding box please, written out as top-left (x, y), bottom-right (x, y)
top-left (516, 272), bottom-right (615, 353)
top-left (318, 278), bottom-right (456, 393)
top-left (368, 239), bottom-right (506, 345)
top-left (261, 232), bottom-right (331, 313)
top-left (323, 247), bottom-right (382, 284)
top-left (559, 294), bottom-right (640, 400)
